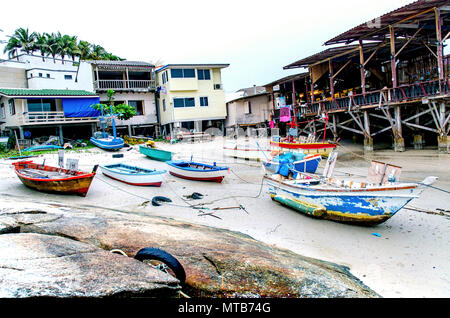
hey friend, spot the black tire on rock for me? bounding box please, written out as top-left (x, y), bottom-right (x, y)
top-left (134, 247), bottom-right (186, 283)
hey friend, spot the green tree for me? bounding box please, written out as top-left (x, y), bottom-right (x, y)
top-left (91, 90), bottom-right (137, 120)
top-left (3, 27), bottom-right (36, 58)
top-left (33, 32), bottom-right (49, 61)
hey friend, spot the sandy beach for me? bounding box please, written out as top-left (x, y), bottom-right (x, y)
top-left (1, 137), bottom-right (449, 298)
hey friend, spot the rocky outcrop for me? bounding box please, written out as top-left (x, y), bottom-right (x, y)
top-left (0, 197), bottom-right (380, 298)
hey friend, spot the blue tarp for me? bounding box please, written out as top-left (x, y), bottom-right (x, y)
top-left (62, 97), bottom-right (101, 118)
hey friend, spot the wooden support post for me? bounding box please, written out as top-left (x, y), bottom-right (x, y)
top-left (435, 8), bottom-right (445, 81)
top-left (414, 107), bottom-right (423, 149)
top-left (58, 125), bottom-right (64, 146)
top-left (438, 101), bottom-right (449, 153)
top-left (331, 114), bottom-right (338, 141)
top-left (394, 106), bottom-right (404, 152)
top-left (329, 59), bottom-right (335, 101)
top-left (389, 26), bottom-right (398, 88)
top-left (363, 110), bottom-right (373, 152)
top-left (309, 69), bottom-right (315, 102)
top-left (359, 40), bottom-right (366, 94)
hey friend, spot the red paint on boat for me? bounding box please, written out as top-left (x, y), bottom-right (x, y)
top-left (169, 171), bottom-right (224, 183)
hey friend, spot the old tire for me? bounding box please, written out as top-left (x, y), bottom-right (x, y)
top-left (134, 247), bottom-right (186, 283)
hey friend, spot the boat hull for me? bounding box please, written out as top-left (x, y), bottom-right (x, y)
top-left (139, 145), bottom-right (172, 161)
top-left (263, 155), bottom-right (321, 174)
top-left (166, 161), bottom-right (228, 183)
top-left (270, 141), bottom-right (336, 157)
top-left (265, 176), bottom-right (419, 225)
top-left (100, 164), bottom-right (165, 187)
top-left (223, 141), bottom-right (271, 161)
top-left (12, 161), bottom-right (96, 197)
top-left (90, 136), bottom-right (124, 150)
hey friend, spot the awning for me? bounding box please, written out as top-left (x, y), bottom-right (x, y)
top-left (62, 97), bottom-right (101, 118)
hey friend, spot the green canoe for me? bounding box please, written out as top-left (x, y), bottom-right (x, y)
top-left (139, 145), bottom-right (173, 161)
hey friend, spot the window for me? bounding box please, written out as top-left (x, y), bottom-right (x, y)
top-left (245, 101), bottom-right (252, 114)
top-left (162, 99), bottom-right (166, 112)
top-left (173, 97), bottom-right (195, 108)
top-left (46, 74), bottom-right (50, 78)
top-left (8, 99), bottom-right (15, 116)
top-left (27, 99), bottom-right (56, 112)
top-left (162, 72), bottom-right (167, 84)
top-left (198, 69), bottom-right (211, 80)
top-left (200, 96), bottom-right (209, 107)
top-left (128, 100), bottom-right (144, 116)
top-left (64, 74), bottom-right (73, 80)
top-left (170, 68), bottom-right (195, 78)
top-left (39, 73), bottom-right (43, 77)
top-left (1, 103), bottom-right (5, 119)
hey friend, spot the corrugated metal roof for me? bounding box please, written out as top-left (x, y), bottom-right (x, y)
top-left (155, 64), bottom-right (230, 72)
top-left (85, 60), bottom-right (155, 67)
top-left (325, 0), bottom-right (450, 45)
top-left (264, 72), bottom-right (309, 87)
top-left (0, 88), bottom-right (98, 97)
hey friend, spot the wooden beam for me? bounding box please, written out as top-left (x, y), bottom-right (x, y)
top-left (395, 26), bottom-right (424, 57)
top-left (390, 26), bottom-right (397, 88)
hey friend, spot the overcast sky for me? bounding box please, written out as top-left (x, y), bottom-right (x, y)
top-left (1, 0), bottom-right (416, 92)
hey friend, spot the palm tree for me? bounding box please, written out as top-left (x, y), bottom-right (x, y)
top-left (33, 32), bottom-right (49, 61)
top-left (77, 40), bottom-right (92, 60)
top-left (3, 27), bottom-right (36, 59)
top-left (45, 33), bottom-right (59, 63)
top-left (89, 44), bottom-right (106, 60)
top-left (3, 37), bottom-right (21, 59)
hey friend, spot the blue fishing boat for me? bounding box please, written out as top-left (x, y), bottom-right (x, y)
top-left (264, 173), bottom-right (438, 225)
top-left (166, 159), bottom-right (229, 183)
top-left (262, 152), bottom-right (321, 174)
top-left (90, 105), bottom-right (124, 151)
top-left (23, 145), bottom-right (63, 152)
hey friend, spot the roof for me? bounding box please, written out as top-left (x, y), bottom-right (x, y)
top-left (155, 64), bottom-right (230, 72)
top-left (264, 72), bottom-right (309, 87)
top-left (0, 88), bottom-right (98, 98)
top-left (85, 60), bottom-right (155, 68)
top-left (325, 0), bottom-right (450, 45)
top-left (226, 86), bottom-right (268, 103)
top-left (283, 43), bottom-right (381, 69)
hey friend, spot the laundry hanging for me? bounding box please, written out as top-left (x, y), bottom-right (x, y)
top-left (279, 105), bottom-right (291, 122)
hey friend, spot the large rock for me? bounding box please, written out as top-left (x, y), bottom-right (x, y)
top-left (0, 197), bottom-right (379, 298)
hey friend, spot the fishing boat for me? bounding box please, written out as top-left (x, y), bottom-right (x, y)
top-left (90, 105), bottom-right (124, 151)
top-left (12, 160), bottom-right (98, 197)
top-left (166, 160), bottom-right (229, 183)
top-left (262, 152), bottom-right (322, 174)
top-left (264, 173), bottom-right (438, 225)
top-left (90, 133), bottom-right (124, 150)
top-left (223, 140), bottom-right (271, 161)
top-left (139, 145), bottom-right (173, 161)
top-left (270, 140), bottom-right (336, 157)
top-left (100, 163), bottom-right (166, 187)
top-left (23, 145), bottom-right (63, 152)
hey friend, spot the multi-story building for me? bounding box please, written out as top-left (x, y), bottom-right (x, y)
top-left (155, 64), bottom-right (229, 137)
top-left (225, 85), bottom-right (271, 131)
top-left (0, 54), bottom-right (100, 143)
top-left (88, 60), bottom-right (158, 137)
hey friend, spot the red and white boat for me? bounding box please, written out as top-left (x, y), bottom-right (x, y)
top-left (166, 160), bottom-right (229, 183)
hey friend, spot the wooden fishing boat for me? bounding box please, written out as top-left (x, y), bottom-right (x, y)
top-left (100, 163), bottom-right (166, 187)
top-left (23, 145), bottom-right (63, 152)
top-left (90, 134), bottom-right (124, 150)
top-left (223, 140), bottom-right (271, 161)
top-left (166, 160), bottom-right (229, 183)
top-left (12, 160), bottom-right (98, 197)
top-left (262, 153), bottom-right (322, 174)
top-left (139, 145), bottom-right (173, 161)
top-left (264, 173), bottom-right (438, 225)
top-left (270, 141), bottom-right (336, 157)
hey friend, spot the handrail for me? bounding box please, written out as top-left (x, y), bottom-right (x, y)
top-left (19, 111), bottom-right (98, 124)
top-left (299, 78), bottom-right (450, 114)
top-left (94, 79), bottom-right (155, 90)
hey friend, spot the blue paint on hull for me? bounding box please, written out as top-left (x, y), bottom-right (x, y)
top-left (264, 157), bottom-right (321, 174)
top-left (90, 136), bottom-right (124, 150)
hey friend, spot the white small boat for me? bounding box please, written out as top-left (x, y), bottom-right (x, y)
top-left (100, 163), bottom-right (166, 186)
top-left (166, 160), bottom-right (229, 183)
top-left (223, 140), bottom-right (271, 161)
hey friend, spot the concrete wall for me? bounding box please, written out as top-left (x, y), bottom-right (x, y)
top-left (225, 94), bottom-right (271, 127)
top-left (0, 64), bottom-right (27, 88)
top-left (156, 66), bottom-right (227, 127)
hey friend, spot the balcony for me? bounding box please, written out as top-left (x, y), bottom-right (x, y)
top-left (94, 80), bottom-right (156, 92)
top-left (18, 111), bottom-right (98, 125)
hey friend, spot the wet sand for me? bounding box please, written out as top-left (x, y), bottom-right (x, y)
top-left (1, 137), bottom-right (449, 298)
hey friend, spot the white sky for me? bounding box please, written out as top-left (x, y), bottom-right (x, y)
top-left (0, 0), bottom-right (419, 92)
